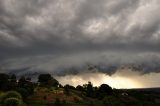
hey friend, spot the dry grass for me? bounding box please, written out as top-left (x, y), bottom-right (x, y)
top-left (28, 87), bottom-right (83, 104)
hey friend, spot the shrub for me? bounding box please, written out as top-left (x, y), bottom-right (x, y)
top-left (1, 91), bottom-right (22, 104)
top-left (4, 97), bottom-right (23, 106)
top-left (16, 88), bottom-right (29, 100)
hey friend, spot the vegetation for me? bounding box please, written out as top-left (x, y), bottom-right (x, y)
top-left (38, 74), bottom-right (59, 87)
top-left (0, 91), bottom-right (25, 106)
top-left (3, 97), bottom-right (23, 106)
top-left (0, 73), bottom-right (160, 106)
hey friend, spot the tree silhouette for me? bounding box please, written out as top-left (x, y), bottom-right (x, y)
top-left (18, 76), bottom-right (26, 87)
top-left (0, 73), bottom-right (9, 90)
top-left (38, 74), bottom-right (59, 87)
top-left (76, 85), bottom-right (84, 91)
top-left (86, 81), bottom-right (94, 97)
top-left (98, 84), bottom-right (113, 99)
top-left (9, 74), bottom-right (17, 90)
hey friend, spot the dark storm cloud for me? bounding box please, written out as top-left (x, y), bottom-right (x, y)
top-left (0, 0), bottom-right (160, 75)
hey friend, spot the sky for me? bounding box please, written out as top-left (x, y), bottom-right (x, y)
top-left (0, 0), bottom-right (160, 88)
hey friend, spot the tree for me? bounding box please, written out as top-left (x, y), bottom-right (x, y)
top-left (38, 74), bottom-right (59, 87)
top-left (59, 84), bottom-right (63, 88)
top-left (17, 76), bottom-right (34, 102)
top-left (0, 73), bottom-right (9, 90)
top-left (98, 84), bottom-right (113, 99)
top-left (10, 74), bottom-right (16, 82)
top-left (76, 85), bottom-right (84, 91)
top-left (99, 84), bottom-right (112, 95)
top-left (64, 84), bottom-right (70, 95)
top-left (18, 76), bottom-right (26, 87)
top-left (48, 78), bottom-right (59, 87)
top-left (38, 74), bottom-right (52, 84)
top-left (86, 82), bottom-right (94, 97)
top-left (9, 74), bottom-right (17, 89)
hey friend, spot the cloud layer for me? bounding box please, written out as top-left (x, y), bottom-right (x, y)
top-left (0, 0), bottom-right (160, 77)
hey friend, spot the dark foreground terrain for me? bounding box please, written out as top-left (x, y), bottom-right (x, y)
top-left (0, 73), bottom-right (160, 106)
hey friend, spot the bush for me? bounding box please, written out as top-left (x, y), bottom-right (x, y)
top-left (1, 91), bottom-right (22, 104)
top-left (16, 88), bottom-right (29, 100)
top-left (4, 97), bottom-right (23, 106)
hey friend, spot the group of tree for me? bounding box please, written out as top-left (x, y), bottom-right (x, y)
top-left (0, 73), bottom-right (34, 103)
top-left (0, 73), bottom-right (158, 106)
top-left (76, 81), bottom-right (113, 99)
top-left (0, 73), bottom-right (114, 105)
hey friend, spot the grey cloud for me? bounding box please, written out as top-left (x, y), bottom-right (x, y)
top-left (0, 0), bottom-right (160, 76)
top-left (1, 51), bottom-right (160, 76)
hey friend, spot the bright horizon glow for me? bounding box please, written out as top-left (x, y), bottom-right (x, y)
top-left (102, 75), bottom-right (143, 89)
top-left (56, 69), bottom-right (160, 89)
top-left (56, 72), bottom-right (143, 89)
